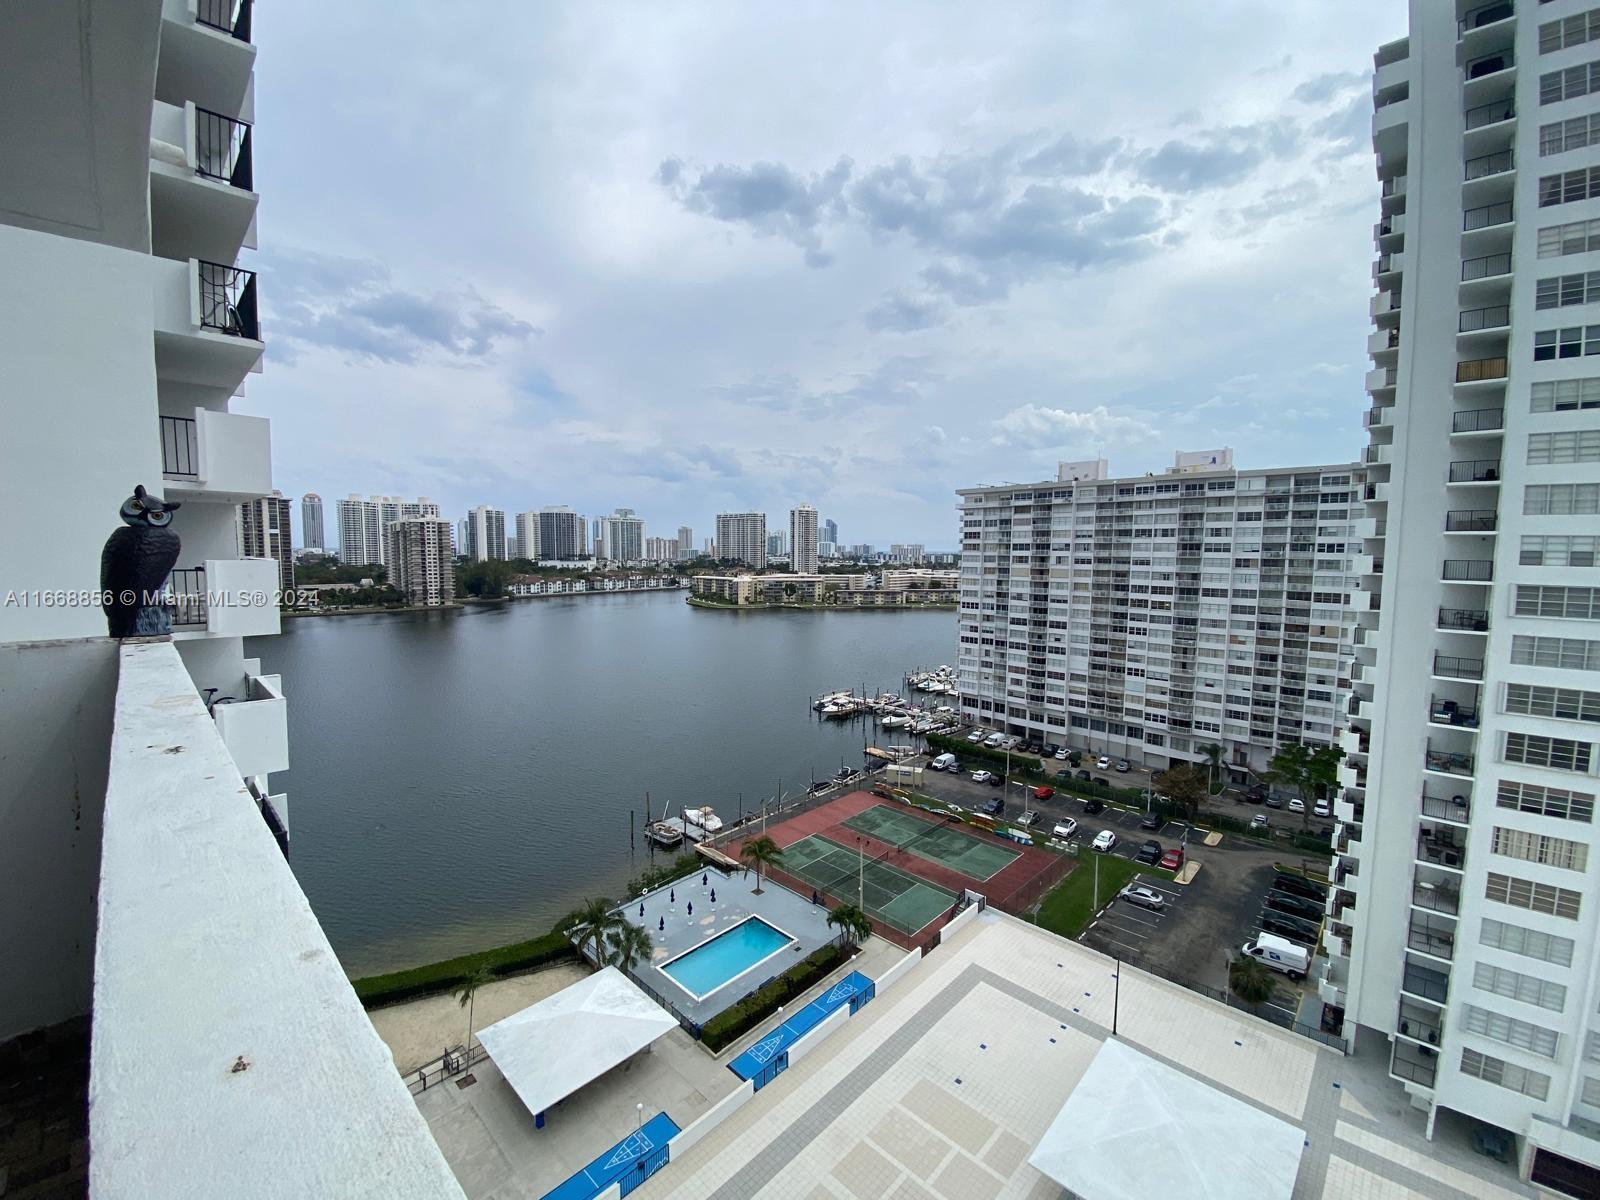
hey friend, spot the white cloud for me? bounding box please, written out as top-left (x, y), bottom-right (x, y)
top-left (989, 404), bottom-right (1160, 449)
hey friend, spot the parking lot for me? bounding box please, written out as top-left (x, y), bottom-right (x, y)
top-left (898, 754), bottom-right (1327, 1027)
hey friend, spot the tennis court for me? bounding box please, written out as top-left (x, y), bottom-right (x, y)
top-left (839, 804), bottom-right (1020, 882)
top-left (779, 834), bottom-right (956, 934)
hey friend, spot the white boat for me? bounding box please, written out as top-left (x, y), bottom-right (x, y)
top-left (645, 820), bottom-right (684, 848)
top-left (880, 714), bottom-right (912, 729)
top-left (813, 690), bottom-right (853, 712)
top-left (681, 806), bottom-right (724, 838)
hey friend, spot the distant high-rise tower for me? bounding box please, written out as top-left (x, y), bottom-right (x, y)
top-left (790, 504), bottom-right (818, 574)
top-left (822, 517), bottom-right (838, 547)
top-left (716, 512), bottom-right (767, 568)
top-left (336, 495), bottom-right (385, 567)
top-left (386, 517), bottom-right (455, 607)
top-left (301, 493), bottom-right (324, 551)
top-left (239, 491), bottom-right (295, 594)
top-left (600, 508), bottom-right (644, 562)
top-left (677, 526), bottom-right (694, 561)
top-left (463, 506), bottom-right (507, 562)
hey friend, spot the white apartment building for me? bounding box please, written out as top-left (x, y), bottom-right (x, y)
top-left (463, 504), bottom-right (507, 562)
top-left (717, 511), bottom-right (767, 567)
top-left (301, 490), bottom-right (324, 549)
top-left (956, 451), bottom-right (1362, 776)
top-left (387, 517), bottom-right (456, 607)
top-left (889, 543), bottom-right (926, 564)
top-left (0, 5), bottom-right (460, 1194)
top-left (513, 510), bottom-right (538, 562)
top-left (1334, 8), bottom-right (1600, 1191)
top-left (537, 505), bottom-right (587, 559)
top-left (644, 536), bottom-right (679, 562)
top-left (677, 524), bottom-right (694, 561)
top-left (791, 504), bottom-right (819, 574)
top-left (600, 507), bottom-right (644, 562)
top-left (335, 494), bottom-right (437, 566)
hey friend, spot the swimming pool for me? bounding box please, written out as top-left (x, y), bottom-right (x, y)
top-left (659, 917), bottom-right (795, 999)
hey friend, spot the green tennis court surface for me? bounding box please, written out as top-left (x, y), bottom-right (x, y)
top-left (840, 804), bottom-right (1019, 882)
top-left (778, 834), bottom-right (956, 934)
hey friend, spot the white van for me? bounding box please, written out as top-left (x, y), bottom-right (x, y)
top-left (931, 752), bottom-right (958, 772)
top-left (983, 732), bottom-right (1006, 748)
top-left (1241, 934), bottom-right (1309, 980)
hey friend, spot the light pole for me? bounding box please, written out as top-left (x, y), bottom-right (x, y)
top-left (857, 836), bottom-right (864, 909)
top-left (636, 1102), bottom-right (644, 1130)
top-left (1093, 848), bottom-right (1100, 913)
top-left (1113, 958), bottom-right (1122, 1037)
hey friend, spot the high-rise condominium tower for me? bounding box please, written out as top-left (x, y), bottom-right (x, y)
top-left (677, 525), bottom-right (694, 561)
top-left (790, 504), bottom-right (819, 574)
top-left (301, 492), bottom-right (324, 550)
top-left (387, 517), bottom-right (456, 607)
top-left (238, 491), bottom-right (294, 593)
top-left (957, 451), bottom-right (1362, 776)
top-left (463, 505), bottom-right (507, 562)
top-left (716, 512), bottom-right (767, 568)
top-left (1332, 10), bottom-right (1600, 1184)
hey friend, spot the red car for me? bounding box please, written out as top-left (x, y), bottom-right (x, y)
top-left (1159, 846), bottom-right (1185, 871)
top-left (1033, 785), bottom-right (1055, 800)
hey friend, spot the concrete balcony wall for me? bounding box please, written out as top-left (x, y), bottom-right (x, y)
top-left (213, 667), bottom-right (287, 778)
top-left (151, 255), bottom-right (262, 390)
top-left (173, 407), bottom-right (270, 500)
top-left (205, 557), bottom-right (280, 637)
top-left (91, 641), bottom-right (464, 1199)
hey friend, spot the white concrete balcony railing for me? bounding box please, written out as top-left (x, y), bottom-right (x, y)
top-left (212, 665), bottom-right (288, 778)
top-left (158, 0), bottom-right (256, 119)
top-left (149, 100), bottom-right (257, 264)
top-left (91, 640), bottom-right (464, 1200)
top-left (171, 557), bottom-right (280, 639)
top-left (160, 407), bottom-right (271, 501)
top-left (153, 256), bottom-right (263, 390)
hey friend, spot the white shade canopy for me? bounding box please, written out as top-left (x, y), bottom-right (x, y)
top-left (1028, 1038), bottom-right (1305, 1200)
top-left (475, 967), bottom-right (677, 1120)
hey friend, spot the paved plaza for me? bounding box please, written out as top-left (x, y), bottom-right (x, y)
top-left (637, 909), bottom-right (1552, 1200)
top-left (618, 870), bottom-right (838, 1027)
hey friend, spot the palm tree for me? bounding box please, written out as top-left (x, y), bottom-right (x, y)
top-left (571, 897), bottom-right (622, 966)
top-left (606, 922), bottom-right (654, 972)
top-left (826, 902), bottom-right (872, 950)
top-left (1228, 955), bottom-right (1274, 1011)
top-left (741, 836), bottom-right (784, 895)
top-left (454, 964), bottom-right (494, 1052)
top-left (1197, 742), bottom-right (1225, 795)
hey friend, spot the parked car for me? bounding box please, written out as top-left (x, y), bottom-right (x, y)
top-left (966, 730), bottom-right (986, 743)
top-left (1115, 759), bottom-right (1131, 773)
top-left (1093, 777), bottom-right (1111, 789)
top-left (1266, 890), bottom-right (1324, 921)
top-left (1249, 813), bottom-right (1270, 832)
top-left (1055, 768), bottom-right (1074, 780)
top-left (1242, 934), bottom-right (1309, 980)
top-left (972, 769), bottom-right (996, 784)
top-left (1245, 783), bottom-right (1269, 803)
top-left (1096, 756), bottom-right (1111, 770)
top-left (1033, 785), bottom-right (1055, 800)
top-left (1273, 873), bottom-right (1328, 901)
top-left (1121, 885), bottom-right (1166, 911)
top-left (1055, 748), bottom-right (1070, 760)
top-left (1043, 743), bottom-right (1061, 757)
top-left (1260, 912), bottom-right (1319, 944)
top-left (1018, 810), bottom-right (1040, 827)
top-left (984, 733), bottom-right (1006, 748)
top-left (931, 752), bottom-right (958, 772)
top-left (1139, 812), bottom-right (1162, 831)
top-left (1074, 769), bottom-right (1093, 782)
top-left (1052, 818), bottom-right (1079, 839)
top-left (1083, 798), bottom-right (1106, 815)
top-left (1091, 830), bottom-right (1118, 853)
top-left (1159, 846), bottom-right (1185, 871)
top-left (1313, 798), bottom-right (1332, 818)
top-left (1288, 798), bottom-right (1305, 814)
top-left (1135, 839), bottom-right (1162, 864)
top-left (983, 796), bottom-right (1005, 816)
top-left (1263, 794), bottom-right (1284, 809)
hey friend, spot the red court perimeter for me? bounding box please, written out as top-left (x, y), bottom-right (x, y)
top-left (727, 790), bottom-right (1073, 950)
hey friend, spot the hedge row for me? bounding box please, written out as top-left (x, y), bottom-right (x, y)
top-left (700, 942), bottom-right (848, 1052)
top-left (352, 918), bottom-right (580, 1009)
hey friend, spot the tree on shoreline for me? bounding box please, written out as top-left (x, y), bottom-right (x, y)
top-left (571, 897), bottom-right (623, 966)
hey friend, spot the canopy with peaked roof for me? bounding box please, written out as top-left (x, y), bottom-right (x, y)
top-left (475, 966), bottom-right (677, 1120)
top-left (1028, 1038), bottom-right (1305, 1200)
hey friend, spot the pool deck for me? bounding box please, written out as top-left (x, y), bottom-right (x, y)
top-left (617, 870), bottom-right (838, 1027)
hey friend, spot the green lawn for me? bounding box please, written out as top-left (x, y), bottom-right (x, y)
top-left (1034, 855), bottom-right (1146, 939)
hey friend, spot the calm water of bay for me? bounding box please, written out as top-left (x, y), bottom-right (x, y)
top-left (248, 593), bottom-right (953, 977)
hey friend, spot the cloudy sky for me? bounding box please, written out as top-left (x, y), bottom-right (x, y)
top-left (248, 1), bottom-right (1406, 549)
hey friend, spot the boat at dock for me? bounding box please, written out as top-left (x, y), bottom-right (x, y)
top-left (645, 820), bottom-right (685, 847)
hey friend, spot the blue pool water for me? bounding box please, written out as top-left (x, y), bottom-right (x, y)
top-left (660, 917), bottom-right (794, 997)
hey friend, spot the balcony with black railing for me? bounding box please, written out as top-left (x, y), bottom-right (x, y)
top-left (1458, 308), bottom-right (1509, 334)
top-left (1463, 201), bottom-right (1513, 232)
top-left (195, 108), bottom-right (253, 192)
top-left (1461, 252), bottom-right (1512, 282)
top-left (161, 415), bottom-right (198, 478)
top-left (1444, 510), bottom-right (1496, 534)
top-left (1442, 558), bottom-right (1494, 582)
top-left (1425, 743), bottom-right (1475, 778)
top-left (197, 0), bottom-right (253, 41)
top-left (1464, 47), bottom-right (1514, 81)
top-left (168, 567), bottom-right (208, 628)
top-left (1422, 791), bottom-right (1473, 824)
top-left (1398, 1000), bottom-right (1444, 1048)
top-left (1412, 878), bottom-right (1461, 915)
top-left (1417, 828), bottom-right (1468, 870)
top-left (1428, 696), bottom-right (1480, 728)
top-left (1400, 958), bottom-right (1451, 1004)
top-left (198, 262), bottom-right (259, 340)
top-left (1452, 407), bottom-right (1504, 433)
top-left (1447, 459), bottom-right (1499, 483)
top-left (1408, 914), bottom-right (1457, 960)
top-left (1433, 654), bottom-right (1484, 681)
top-left (1464, 149), bottom-right (1514, 181)
top-left (1455, 356), bottom-right (1507, 382)
top-left (1464, 99), bottom-right (1515, 131)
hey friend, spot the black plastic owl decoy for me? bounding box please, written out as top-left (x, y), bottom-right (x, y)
top-left (101, 484), bottom-right (183, 638)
